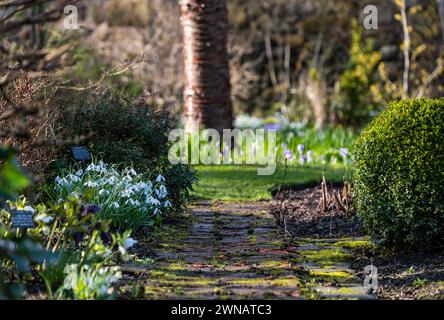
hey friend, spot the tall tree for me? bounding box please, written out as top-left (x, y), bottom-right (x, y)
top-left (180, 0), bottom-right (233, 134)
top-left (440, 0), bottom-right (444, 41)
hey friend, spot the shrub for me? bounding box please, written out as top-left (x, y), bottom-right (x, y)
top-left (62, 94), bottom-right (197, 213)
top-left (65, 94), bottom-right (170, 169)
top-left (354, 99), bottom-right (444, 249)
top-left (334, 20), bottom-right (382, 128)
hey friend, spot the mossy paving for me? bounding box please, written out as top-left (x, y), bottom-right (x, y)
top-left (120, 202), bottom-right (302, 299)
top-left (290, 237), bottom-right (375, 299)
top-left (119, 202), bottom-right (374, 300)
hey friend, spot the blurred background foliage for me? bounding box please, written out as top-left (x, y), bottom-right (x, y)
top-left (1, 0), bottom-right (443, 178)
top-left (67, 0), bottom-right (444, 125)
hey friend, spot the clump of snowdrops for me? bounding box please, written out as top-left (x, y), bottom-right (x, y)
top-left (53, 161), bottom-right (172, 230)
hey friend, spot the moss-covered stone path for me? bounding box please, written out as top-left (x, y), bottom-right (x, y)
top-left (120, 202), bottom-right (373, 300)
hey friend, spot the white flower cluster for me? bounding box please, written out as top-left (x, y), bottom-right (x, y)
top-left (63, 263), bottom-right (122, 300)
top-left (54, 161), bottom-right (172, 220)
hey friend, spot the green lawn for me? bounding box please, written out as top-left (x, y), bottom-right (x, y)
top-left (192, 165), bottom-right (349, 201)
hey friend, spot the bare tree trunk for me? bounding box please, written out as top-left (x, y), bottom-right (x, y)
top-left (439, 0), bottom-right (444, 42)
top-left (180, 0), bottom-right (233, 134)
top-left (400, 0), bottom-right (410, 99)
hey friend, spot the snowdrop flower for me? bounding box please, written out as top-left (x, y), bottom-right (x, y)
top-left (23, 206), bottom-right (35, 214)
top-left (86, 163), bottom-right (96, 172)
top-left (164, 200), bottom-right (172, 208)
top-left (146, 197), bottom-right (160, 206)
top-left (127, 168), bottom-right (137, 176)
top-left (84, 181), bottom-right (98, 188)
top-left (110, 202), bottom-right (120, 209)
top-left (67, 174), bottom-right (80, 183)
top-left (156, 175), bottom-right (165, 183)
top-left (155, 185), bottom-right (168, 199)
top-left (123, 175), bottom-right (133, 182)
top-left (107, 176), bottom-right (118, 185)
top-left (75, 169), bottom-right (84, 177)
top-left (40, 216), bottom-right (54, 223)
top-left (121, 189), bottom-right (134, 198)
top-left (123, 238), bottom-right (138, 250)
top-left (153, 208), bottom-right (161, 215)
top-left (71, 192), bottom-right (80, 199)
top-left (99, 189), bottom-right (110, 196)
top-left (97, 160), bottom-right (106, 169)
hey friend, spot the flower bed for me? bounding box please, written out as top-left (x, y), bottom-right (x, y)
top-left (54, 161), bottom-right (172, 230)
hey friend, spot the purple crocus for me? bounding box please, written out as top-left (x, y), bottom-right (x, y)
top-left (297, 144), bottom-right (305, 156)
top-left (73, 231), bottom-right (84, 245)
top-left (82, 204), bottom-right (101, 216)
top-left (101, 232), bottom-right (112, 245)
top-left (264, 123), bottom-right (282, 131)
top-left (284, 149), bottom-right (295, 161)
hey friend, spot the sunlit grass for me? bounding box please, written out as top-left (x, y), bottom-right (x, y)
top-left (192, 165), bottom-right (348, 201)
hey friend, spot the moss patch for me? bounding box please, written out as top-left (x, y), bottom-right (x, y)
top-left (298, 249), bottom-right (353, 265)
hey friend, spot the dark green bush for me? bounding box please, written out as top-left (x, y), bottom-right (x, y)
top-left (66, 94), bottom-right (170, 169)
top-left (354, 98), bottom-right (444, 249)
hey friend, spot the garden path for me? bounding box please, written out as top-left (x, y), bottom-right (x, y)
top-left (120, 201), bottom-right (373, 300)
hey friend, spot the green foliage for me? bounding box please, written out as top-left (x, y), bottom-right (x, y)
top-left (0, 146), bottom-right (37, 299)
top-left (0, 228), bottom-right (56, 299)
top-left (164, 164), bottom-right (198, 214)
top-left (234, 115), bottom-right (357, 167)
top-left (275, 125), bottom-right (356, 167)
top-left (61, 263), bottom-right (121, 300)
top-left (354, 98), bottom-right (444, 249)
top-left (7, 196), bottom-right (134, 300)
top-left (334, 20), bottom-right (382, 127)
top-left (66, 94), bottom-right (169, 169)
top-left (0, 147), bottom-right (30, 204)
top-left (0, 157), bottom-right (134, 300)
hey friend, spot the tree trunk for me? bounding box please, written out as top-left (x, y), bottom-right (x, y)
top-left (440, 0), bottom-right (444, 42)
top-left (180, 0), bottom-right (233, 134)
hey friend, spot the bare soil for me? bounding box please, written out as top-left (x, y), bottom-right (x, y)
top-left (271, 186), bottom-right (444, 300)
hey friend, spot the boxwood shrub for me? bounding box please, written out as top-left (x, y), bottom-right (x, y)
top-left (354, 99), bottom-right (444, 249)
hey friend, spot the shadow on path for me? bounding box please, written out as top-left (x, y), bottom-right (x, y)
top-left (120, 202), bottom-right (301, 300)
